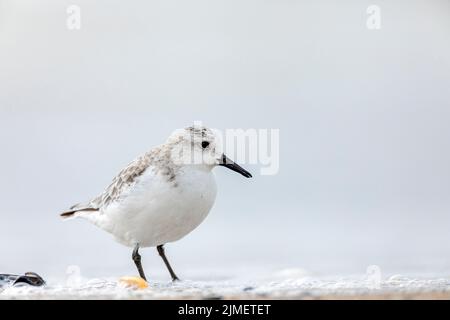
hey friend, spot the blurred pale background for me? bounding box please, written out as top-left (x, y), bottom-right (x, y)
top-left (1, 0), bottom-right (450, 280)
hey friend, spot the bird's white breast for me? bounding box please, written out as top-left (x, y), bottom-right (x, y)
top-left (91, 166), bottom-right (217, 247)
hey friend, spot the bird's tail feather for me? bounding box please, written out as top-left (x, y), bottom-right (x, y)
top-left (60, 210), bottom-right (77, 219)
top-left (60, 208), bottom-right (98, 219)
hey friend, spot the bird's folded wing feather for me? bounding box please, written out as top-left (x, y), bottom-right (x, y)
top-left (60, 151), bottom-right (154, 218)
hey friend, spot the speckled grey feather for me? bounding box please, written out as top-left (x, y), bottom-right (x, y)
top-left (65, 126), bottom-right (215, 215)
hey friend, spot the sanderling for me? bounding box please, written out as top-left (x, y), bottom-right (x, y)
top-left (60, 126), bottom-right (252, 281)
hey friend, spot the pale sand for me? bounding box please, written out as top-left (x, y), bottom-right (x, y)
top-left (2, 275), bottom-right (450, 300)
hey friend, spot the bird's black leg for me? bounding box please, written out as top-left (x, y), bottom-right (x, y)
top-left (132, 244), bottom-right (147, 281)
top-left (157, 245), bottom-right (179, 282)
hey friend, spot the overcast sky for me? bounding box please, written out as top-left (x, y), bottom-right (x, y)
top-left (1, 0), bottom-right (450, 279)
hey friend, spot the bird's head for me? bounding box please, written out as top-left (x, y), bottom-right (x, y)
top-left (166, 126), bottom-right (252, 178)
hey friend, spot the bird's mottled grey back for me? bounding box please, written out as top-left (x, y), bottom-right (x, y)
top-left (63, 125), bottom-right (215, 216)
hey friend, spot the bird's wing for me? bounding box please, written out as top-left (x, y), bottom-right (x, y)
top-left (93, 153), bottom-right (153, 207)
top-left (60, 151), bottom-right (155, 218)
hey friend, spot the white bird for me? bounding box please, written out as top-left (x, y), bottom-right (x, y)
top-left (60, 126), bottom-right (252, 281)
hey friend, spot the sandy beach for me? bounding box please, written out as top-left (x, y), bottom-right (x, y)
top-left (2, 273), bottom-right (450, 300)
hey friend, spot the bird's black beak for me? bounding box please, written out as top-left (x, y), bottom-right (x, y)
top-left (218, 154), bottom-right (252, 178)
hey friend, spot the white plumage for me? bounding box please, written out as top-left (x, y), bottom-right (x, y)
top-left (80, 165), bottom-right (217, 247)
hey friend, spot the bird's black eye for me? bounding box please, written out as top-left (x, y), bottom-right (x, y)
top-left (201, 141), bottom-right (210, 149)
